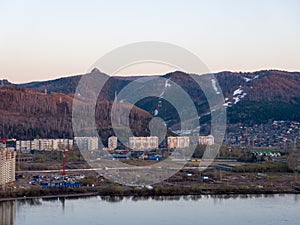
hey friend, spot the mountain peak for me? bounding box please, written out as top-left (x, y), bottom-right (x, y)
top-left (0, 79), bottom-right (12, 85)
top-left (90, 67), bottom-right (102, 74)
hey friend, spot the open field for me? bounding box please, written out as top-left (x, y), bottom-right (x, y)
top-left (1, 150), bottom-right (299, 200)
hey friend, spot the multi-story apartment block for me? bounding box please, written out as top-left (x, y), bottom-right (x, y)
top-left (74, 137), bottom-right (99, 150)
top-left (16, 139), bottom-right (74, 151)
top-left (199, 135), bottom-right (214, 145)
top-left (51, 139), bottom-right (74, 150)
top-left (129, 136), bottom-right (158, 151)
top-left (167, 136), bottom-right (190, 149)
top-left (108, 136), bottom-right (118, 150)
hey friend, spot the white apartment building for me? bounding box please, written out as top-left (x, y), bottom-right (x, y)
top-left (74, 137), bottom-right (99, 150)
top-left (37, 139), bottom-right (53, 151)
top-left (0, 148), bottom-right (16, 187)
top-left (199, 135), bottom-right (215, 145)
top-left (16, 140), bottom-right (35, 151)
top-left (16, 139), bottom-right (74, 151)
top-left (108, 136), bottom-right (118, 150)
top-left (51, 139), bottom-right (74, 150)
top-left (167, 136), bottom-right (190, 149)
top-left (129, 136), bottom-right (158, 151)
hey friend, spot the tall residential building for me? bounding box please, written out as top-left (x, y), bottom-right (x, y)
top-left (199, 135), bottom-right (214, 145)
top-left (74, 137), bottom-right (99, 150)
top-left (0, 148), bottom-right (16, 187)
top-left (167, 136), bottom-right (190, 149)
top-left (108, 136), bottom-right (118, 150)
top-left (129, 136), bottom-right (158, 151)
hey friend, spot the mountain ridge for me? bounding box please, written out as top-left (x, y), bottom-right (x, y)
top-left (1, 69), bottom-right (299, 139)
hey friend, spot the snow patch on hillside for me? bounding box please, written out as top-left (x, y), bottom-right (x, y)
top-left (224, 86), bottom-right (248, 108)
top-left (154, 78), bottom-right (171, 116)
top-left (223, 102), bottom-right (232, 107)
top-left (243, 74), bottom-right (260, 83)
top-left (211, 79), bottom-right (221, 94)
top-left (244, 77), bottom-right (251, 82)
top-left (233, 87), bottom-right (243, 96)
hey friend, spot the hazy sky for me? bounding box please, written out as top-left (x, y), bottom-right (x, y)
top-left (0, 0), bottom-right (300, 83)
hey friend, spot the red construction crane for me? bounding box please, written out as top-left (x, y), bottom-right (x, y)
top-left (61, 148), bottom-right (78, 176)
top-left (62, 148), bottom-right (68, 176)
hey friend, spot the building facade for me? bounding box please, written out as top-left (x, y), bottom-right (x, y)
top-left (51, 139), bottom-right (74, 151)
top-left (167, 136), bottom-right (190, 149)
top-left (16, 140), bottom-right (33, 151)
top-left (36, 139), bottom-right (52, 151)
top-left (0, 148), bottom-right (16, 187)
top-left (129, 136), bottom-right (158, 151)
top-left (199, 135), bottom-right (214, 145)
top-left (74, 137), bottom-right (99, 150)
top-left (16, 139), bottom-right (74, 151)
top-left (108, 136), bottom-right (118, 150)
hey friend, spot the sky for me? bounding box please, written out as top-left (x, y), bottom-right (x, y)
top-left (0, 0), bottom-right (300, 83)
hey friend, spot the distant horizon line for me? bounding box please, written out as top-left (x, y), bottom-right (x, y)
top-left (3, 68), bottom-right (299, 85)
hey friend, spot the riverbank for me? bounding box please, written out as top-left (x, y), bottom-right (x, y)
top-left (1, 184), bottom-right (299, 202)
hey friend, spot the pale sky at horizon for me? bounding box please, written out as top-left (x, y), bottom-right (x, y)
top-left (0, 0), bottom-right (300, 83)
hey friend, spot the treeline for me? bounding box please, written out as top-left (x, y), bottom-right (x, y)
top-left (234, 162), bottom-right (291, 173)
top-left (228, 101), bottom-right (300, 125)
top-left (192, 145), bottom-right (254, 162)
top-left (0, 86), bottom-right (151, 140)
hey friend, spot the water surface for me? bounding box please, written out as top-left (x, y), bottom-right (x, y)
top-left (1, 194), bottom-right (299, 225)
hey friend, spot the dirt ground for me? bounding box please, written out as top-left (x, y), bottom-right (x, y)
top-left (14, 157), bottom-right (300, 193)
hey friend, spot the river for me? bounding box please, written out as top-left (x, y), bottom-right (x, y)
top-left (1, 194), bottom-right (299, 225)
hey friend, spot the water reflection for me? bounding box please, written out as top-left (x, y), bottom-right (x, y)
top-left (0, 201), bottom-right (15, 225)
top-left (17, 198), bottom-right (42, 206)
top-left (93, 194), bottom-right (282, 202)
top-left (1, 194), bottom-right (299, 225)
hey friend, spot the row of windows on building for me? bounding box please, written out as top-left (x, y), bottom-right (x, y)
top-left (108, 135), bottom-right (215, 150)
top-left (16, 139), bottom-right (74, 151)
top-left (15, 135), bottom-right (214, 152)
top-left (16, 137), bottom-right (101, 151)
